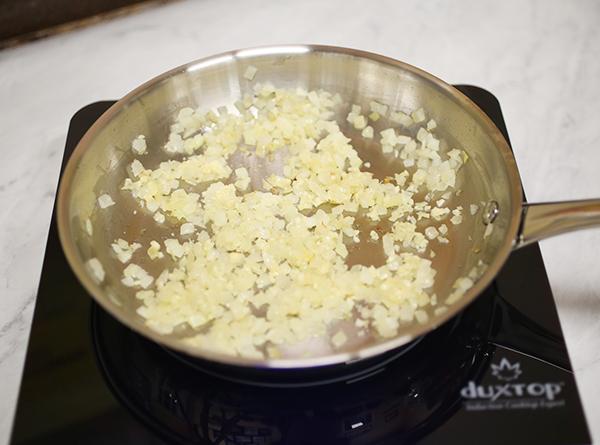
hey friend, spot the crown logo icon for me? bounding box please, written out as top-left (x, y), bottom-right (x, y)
top-left (491, 358), bottom-right (522, 382)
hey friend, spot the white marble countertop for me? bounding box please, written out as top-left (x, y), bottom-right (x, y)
top-left (1, 0), bottom-right (599, 442)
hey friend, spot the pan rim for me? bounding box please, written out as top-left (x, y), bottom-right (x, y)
top-left (56, 44), bottom-right (523, 369)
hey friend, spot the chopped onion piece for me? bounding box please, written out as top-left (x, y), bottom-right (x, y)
top-left (111, 238), bottom-right (142, 263)
top-left (85, 218), bottom-right (93, 236)
top-left (147, 240), bottom-right (164, 260)
top-left (361, 126), bottom-right (374, 139)
top-left (415, 310), bottom-right (429, 324)
top-left (131, 135), bottom-right (147, 155)
top-left (368, 111), bottom-right (380, 121)
top-left (164, 238), bottom-right (185, 258)
top-left (86, 258), bottom-right (105, 283)
top-left (411, 108), bottom-right (426, 123)
top-left (369, 100), bottom-right (388, 116)
top-left (130, 159), bottom-right (144, 177)
top-left (390, 110), bottom-right (413, 126)
top-left (180, 223), bottom-right (195, 235)
top-left (331, 331), bottom-right (348, 348)
top-left (243, 65), bottom-right (258, 80)
top-left (122, 263), bottom-right (153, 289)
top-left (352, 115), bottom-right (367, 130)
top-left (97, 194), bottom-right (115, 209)
top-left (425, 226), bottom-right (439, 240)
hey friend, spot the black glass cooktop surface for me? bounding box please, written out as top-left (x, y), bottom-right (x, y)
top-left (9, 86), bottom-right (592, 445)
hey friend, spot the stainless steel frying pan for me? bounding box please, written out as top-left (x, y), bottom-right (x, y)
top-left (56, 45), bottom-right (600, 369)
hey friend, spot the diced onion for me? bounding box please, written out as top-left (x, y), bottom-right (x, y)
top-left (113, 84), bottom-right (478, 359)
top-left (86, 258), bottom-right (105, 283)
top-left (243, 65), bottom-right (258, 81)
top-left (97, 194), bottom-right (115, 209)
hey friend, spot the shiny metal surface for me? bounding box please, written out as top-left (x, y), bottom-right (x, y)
top-left (517, 199), bottom-right (600, 248)
top-left (57, 44), bottom-right (529, 368)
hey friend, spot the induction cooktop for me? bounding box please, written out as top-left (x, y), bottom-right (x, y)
top-left (9, 86), bottom-right (592, 445)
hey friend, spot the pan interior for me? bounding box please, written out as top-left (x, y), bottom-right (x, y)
top-left (59, 46), bottom-right (519, 366)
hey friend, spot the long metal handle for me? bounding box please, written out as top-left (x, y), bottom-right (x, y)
top-left (515, 199), bottom-right (600, 249)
